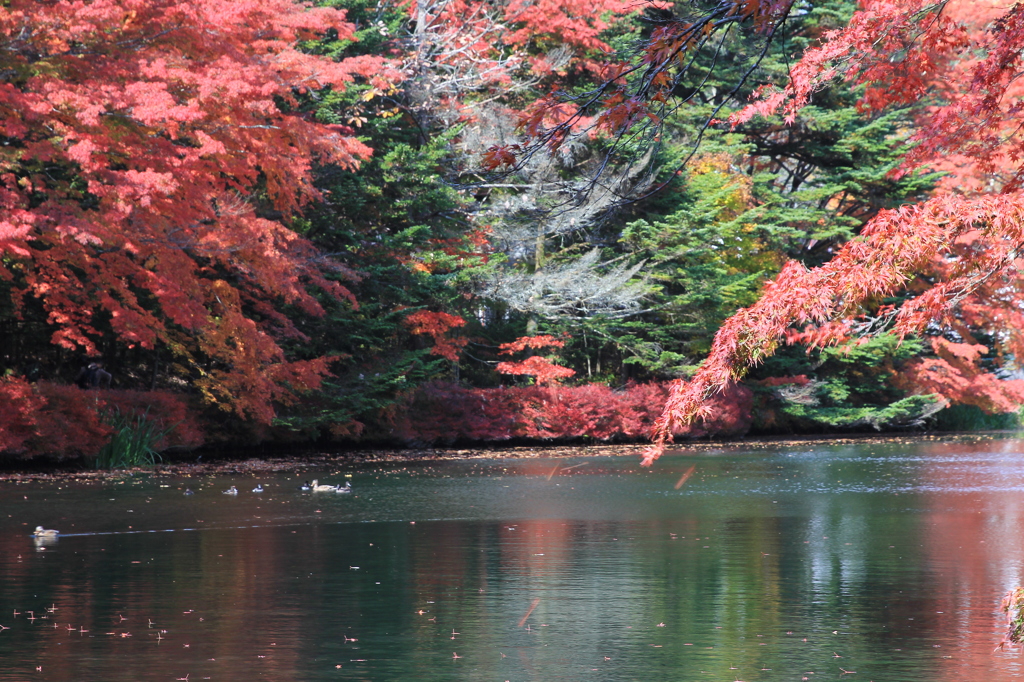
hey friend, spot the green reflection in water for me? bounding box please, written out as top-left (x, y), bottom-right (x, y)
top-left (1, 437), bottom-right (1024, 680)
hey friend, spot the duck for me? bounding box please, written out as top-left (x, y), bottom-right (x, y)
top-left (335, 481), bottom-right (352, 494)
top-left (183, 488), bottom-right (194, 496)
top-left (311, 479), bottom-right (339, 492)
top-left (299, 481), bottom-right (312, 491)
top-left (223, 486), bottom-right (238, 495)
top-left (33, 526), bottom-right (59, 538)
top-left (252, 484), bottom-right (264, 493)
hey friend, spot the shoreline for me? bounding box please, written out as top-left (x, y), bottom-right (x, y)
top-left (0, 431), bottom-right (1017, 483)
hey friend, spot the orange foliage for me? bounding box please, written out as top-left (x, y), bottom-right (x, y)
top-left (515, 0), bottom-right (793, 155)
top-left (646, 192), bottom-right (1024, 464)
top-left (411, 0), bottom-right (636, 171)
top-left (497, 335), bottom-right (565, 353)
top-left (496, 356), bottom-right (576, 384)
top-left (482, 145), bottom-right (521, 171)
top-left (404, 310), bottom-right (468, 361)
top-left (735, 0), bottom-right (1024, 193)
top-left (496, 335), bottom-right (575, 384)
top-left (411, 0), bottom-right (634, 79)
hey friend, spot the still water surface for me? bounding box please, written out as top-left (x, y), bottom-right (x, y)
top-left (3, 437), bottom-right (1024, 680)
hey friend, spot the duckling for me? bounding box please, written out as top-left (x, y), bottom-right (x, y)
top-left (335, 481), bottom-right (352, 494)
top-left (252, 484), bottom-right (264, 493)
top-left (311, 479), bottom-right (339, 492)
top-left (223, 486), bottom-right (238, 495)
top-left (33, 526), bottom-right (59, 538)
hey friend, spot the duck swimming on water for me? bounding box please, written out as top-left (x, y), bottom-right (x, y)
top-left (223, 486), bottom-right (238, 495)
top-left (311, 479), bottom-right (340, 492)
top-left (33, 526), bottom-right (59, 538)
top-left (252, 484), bottom-right (264, 493)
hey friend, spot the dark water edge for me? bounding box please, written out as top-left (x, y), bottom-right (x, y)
top-left (0, 430), bottom-right (1018, 481)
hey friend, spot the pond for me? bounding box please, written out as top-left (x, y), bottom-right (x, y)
top-left (2, 436), bottom-right (1024, 681)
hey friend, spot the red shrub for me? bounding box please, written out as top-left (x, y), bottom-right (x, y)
top-left (0, 377), bottom-right (50, 456)
top-left (381, 382), bottom-right (521, 444)
top-left (517, 384), bottom-right (621, 439)
top-left (94, 388), bottom-right (205, 451)
top-left (29, 382), bottom-right (113, 459)
top-left (374, 380), bottom-right (753, 446)
top-left (0, 379), bottom-right (204, 460)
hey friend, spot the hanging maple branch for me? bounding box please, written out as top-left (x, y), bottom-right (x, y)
top-left (646, 191), bottom-right (1024, 463)
top-left (641, 0), bottom-right (1024, 464)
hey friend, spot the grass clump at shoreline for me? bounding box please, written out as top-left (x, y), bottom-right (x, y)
top-left (94, 408), bottom-right (173, 469)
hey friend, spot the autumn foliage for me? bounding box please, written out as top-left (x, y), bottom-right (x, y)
top-left (642, 0), bottom-right (1024, 463)
top-left (0, 378), bottom-right (203, 460)
top-left (6, 0), bottom-right (1024, 460)
top-left (0, 0), bottom-right (397, 422)
top-left (372, 380), bottom-right (752, 446)
top-left (404, 310), bottom-right (468, 361)
top-left (495, 335), bottom-right (575, 384)
top-left (410, 0), bottom-right (634, 82)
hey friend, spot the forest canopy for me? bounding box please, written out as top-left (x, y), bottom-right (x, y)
top-left (1, 0), bottom-right (1023, 461)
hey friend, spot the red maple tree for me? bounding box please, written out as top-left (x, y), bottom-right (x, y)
top-left (0, 0), bottom-right (399, 421)
top-left (638, 0), bottom-right (1024, 463)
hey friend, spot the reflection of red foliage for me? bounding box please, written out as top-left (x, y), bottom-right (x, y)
top-left (404, 310), bottom-right (468, 361)
top-left (0, 378), bottom-right (204, 459)
top-left (374, 380), bottom-right (752, 445)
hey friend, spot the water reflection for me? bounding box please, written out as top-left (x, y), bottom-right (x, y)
top-left (1, 437), bottom-right (1023, 680)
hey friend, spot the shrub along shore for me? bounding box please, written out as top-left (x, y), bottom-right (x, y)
top-left (8, 376), bottom-right (1013, 466)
